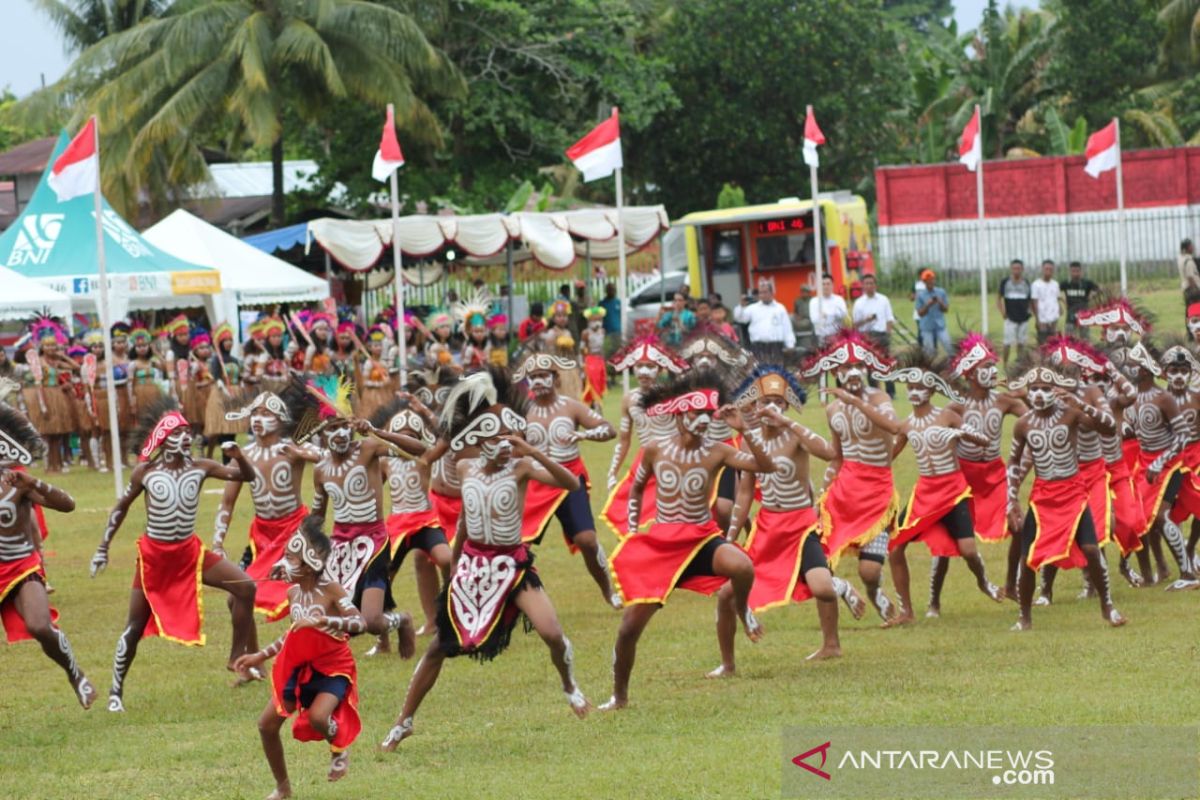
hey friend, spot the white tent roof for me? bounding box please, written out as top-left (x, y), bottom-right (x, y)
top-left (144, 209), bottom-right (329, 306)
top-left (0, 266), bottom-right (71, 321)
top-left (305, 206), bottom-right (669, 272)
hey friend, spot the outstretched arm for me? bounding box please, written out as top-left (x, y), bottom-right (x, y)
top-left (356, 418), bottom-right (425, 457)
top-left (759, 405), bottom-right (835, 460)
top-left (212, 479), bottom-right (244, 556)
top-left (1005, 423), bottom-right (1030, 532)
top-left (572, 402), bottom-right (617, 442)
top-left (607, 398), bottom-right (634, 490)
top-left (824, 388), bottom-right (903, 435)
top-left (716, 405), bottom-right (776, 473)
top-left (512, 437), bottom-right (580, 491)
top-left (6, 471), bottom-right (74, 513)
top-left (92, 466), bottom-right (147, 576)
top-left (197, 442), bottom-right (256, 483)
top-left (627, 444), bottom-right (656, 535)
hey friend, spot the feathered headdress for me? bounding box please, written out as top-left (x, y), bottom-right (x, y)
top-left (947, 332), bottom-right (999, 379)
top-left (487, 313), bottom-right (508, 330)
top-left (439, 366), bottom-right (528, 452)
top-left (307, 374), bottom-right (355, 420)
top-left (130, 397), bottom-right (188, 460)
top-left (189, 330), bottom-right (212, 351)
top-left (608, 335), bottom-right (687, 373)
top-left (584, 306), bottom-right (606, 320)
top-left (29, 315), bottom-right (67, 346)
top-left (800, 328), bottom-right (894, 380)
top-left (680, 330), bottom-right (751, 369)
top-left (83, 329), bottom-right (104, 347)
top-left (427, 310), bottom-right (453, 330)
top-left (1041, 335), bottom-right (1107, 376)
top-left (639, 369), bottom-right (727, 417)
top-left (512, 350), bottom-right (578, 380)
top-left (882, 347), bottom-right (963, 402)
top-left (452, 287), bottom-right (493, 332)
top-left (1075, 297), bottom-right (1150, 336)
top-left (1007, 352), bottom-right (1078, 391)
top-left (0, 402), bottom-right (47, 465)
top-left (223, 390), bottom-right (291, 425)
top-left (110, 321), bottom-right (131, 339)
top-left (732, 365), bottom-right (807, 410)
top-left (161, 314), bottom-right (190, 337)
top-left (549, 299), bottom-right (572, 318)
top-left (213, 322), bottom-right (234, 344)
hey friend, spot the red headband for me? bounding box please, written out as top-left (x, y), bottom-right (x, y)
top-left (1188, 302), bottom-right (1200, 320)
top-left (646, 389), bottom-right (720, 417)
top-left (139, 411), bottom-right (189, 461)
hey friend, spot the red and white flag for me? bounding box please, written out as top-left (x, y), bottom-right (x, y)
top-left (802, 107), bottom-right (825, 167)
top-left (48, 117), bottom-right (100, 202)
top-left (566, 108), bottom-right (622, 182)
top-left (372, 107), bottom-right (406, 182)
top-left (958, 107), bottom-right (982, 172)
top-left (1084, 119), bottom-right (1120, 178)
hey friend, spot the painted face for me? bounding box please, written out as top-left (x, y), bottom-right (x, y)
top-left (250, 408), bottom-right (281, 437)
top-left (1027, 384), bottom-right (1055, 410)
top-left (480, 436), bottom-right (513, 466)
top-left (836, 365), bottom-right (865, 393)
top-left (634, 363), bottom-right (659, 386)
top-left (1105, 326), bottom-right (1130, 345)
top-left (527, 370), bottom-right (555, 396)
top-left (1188, 317), bottom-right (1200, 339)
top-left (326, 422), bottom-right (352, 453)
top-left (680, 409), bottom-right (711, 435)
top-left (973, 363), bottom-right (998, 388)
top-left (759, 396), bottom-right (787, 423)
top-left (906, 385), bottom-right (931, 406)
top-left (1166, 365), bottom-right (1190, 390)
top-left (694, 354), bottom-right (718, 370)
top-left (164, 426), bottom-right (193, 455)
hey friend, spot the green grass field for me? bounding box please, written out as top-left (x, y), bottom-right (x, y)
top-left (2, 283), bottom-right (1198, 800)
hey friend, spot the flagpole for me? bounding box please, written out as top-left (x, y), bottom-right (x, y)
top-left (386, 104), bottom-right (407, 386)
top-left (974, 105), bottom-right (989, 332)
top-left (92, 116), bottom-right (122, 498)
top-left (616, 164), bottom-right (629, 392)
top-left (1115, 117), bottom-right (1128, 297)
top-left (807, 105), bottom-right (824, 285)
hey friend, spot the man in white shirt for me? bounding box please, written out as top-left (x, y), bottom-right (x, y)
top-left (852, 273), bottom-right (895, 397)
top-left (1030, 259), bottom-right (1062, 345)
top-left (737, 277), bottom-right (796, 361)
top-left (808, 273), bottom-right (848, 345)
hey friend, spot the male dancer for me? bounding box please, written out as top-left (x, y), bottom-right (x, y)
top-left (515, 351), bottom-right (619, 607)
top-left (1094, 345), bottom-right (1146, 585)
top-left (381, 369), bottom-right (591, 750)
top-left (90, 399), bottom-right (260, 711)
top-left (1157, 340), bottom-right (1200, 588)
top-left (881, 350), bottom-right (1003, 625)
top-left (800, 329), bottom-right (900, 620)
top-left (1005, 359), bottom-right (1126, 629)
top-left (0, 403), bottom-right (96, 708)
top-left (602, 337), bottom-right (688, 538)
top-left (603, 371), bottom-right (775, 710)
top-left (711, 367), bottom-right (865, 676)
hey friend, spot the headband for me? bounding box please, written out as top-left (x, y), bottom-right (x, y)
top-left (450, 407), bottom-right (527, 452)
top-left (1125, 342), bottom-right (1163, 377)
top-left (285, 530), bottom-right (325, 572)
top-left (225, 392), bottom-right (291, 423)
top-left (1008, 366), bottom-right (1078, 391)
top-left (948, 334), bottom-right (998, 378)
top-left (1161, 345), bottom-right (1200, 373)
top-left (1075, 303), bottom-right (1146, 336)
top-left (1043, 342), bottom-right (1106, 376)
top-left (800, 339), bottom-right (894, 378)
top-left (139, 411), bottom-right (189, 461)
top-left (881, 367), bottom-right (964, 403)
top-left (513, 352), bottom-right (578, 380)
top-left (681, 337), bottom-right (749, 367)
top-left (389, 409), bottom-right (435, 446)
top-left (609, 340), bottom-right (687, 373)
top-left (646, 389), bottom-right (720, 417)
top-left (0, 430), bottom-right (33, 466)
top-left (735, 372), bottom-right (805, 411)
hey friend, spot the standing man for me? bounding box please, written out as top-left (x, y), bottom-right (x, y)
top-left (807, 274), bottom-right (848, 350)
top-left (1178, 239), bottom-right (1200, 309)
top-left (915, 269), bottom-right (951, 356)
top-left (852, 273), bottom-right (896, 398)
top-left (1062, 261), bottom-right (1100, 338)
top-left (998, 260), bottom-right (1032, 366)
top-left (517, 303), bottom-right (546, 343)
top-left (600, 282), bottom-right (622, 353)
top-left (736, 277), bottom-right (796, 361)
top-left (1030, 260), bottom-right (1062, 345)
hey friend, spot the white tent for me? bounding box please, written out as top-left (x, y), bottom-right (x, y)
top-left (0, 267), bottom-right (71, 321)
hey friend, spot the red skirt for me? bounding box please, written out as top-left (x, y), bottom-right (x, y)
top-left (521, 457), bottom-right (588, 545)
top-left (385, 509), bottom-right (442, 557)
top-left (134, 535), bottom-right (209, 646)
top-left (745, 506), bottom-right (819, 611)
top-left (581, 354), bottom-right (607, 403)
top-left (1169, 441), bottom-right (1200, 525)
top-left (0, 553), bottom-right (58, 644)
top-left (246, 506), bottom-right (309, 622)
top-left (431, 491), bottom-right (462, 544)
top-left (271, 626), bottom-right (360, 752)
top-left (960, 457), bottom-right (1009, 542)
top-left (444, 540), bottom-right (536, 657)
top-left (892, 472), bottom-right (972, 557)
top-left (1107, 457), bottom-right (1146, 556)
top-left (818, 460), bottom-right (898, 566)
top-left (1134, 448), bottom-right (1183, 533)
top-left (328, 521), bottom-right (389, 597)
top-left (1078, 459), bottom-right (1112, 546)
top-left (1026, 477), bottom-right (1089, 571)
top-left (611, 521), bottom-right (735, 605)
top-left (1122, 438), bottom-right (1141, 473)
top-left (602, 449), bottom-right (658, 539)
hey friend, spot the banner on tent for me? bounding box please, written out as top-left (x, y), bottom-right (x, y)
top-left (46, 270), bottom-right (221, 298)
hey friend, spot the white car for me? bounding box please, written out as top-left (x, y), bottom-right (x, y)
top-left (625, 271), bottom-right (689, 335)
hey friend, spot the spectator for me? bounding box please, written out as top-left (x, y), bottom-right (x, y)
top-left (694, 298), bottom-right (712, 330)
top-left (1179, 239), bottom-right (1200, 309)
top-left (1031, 259), bottom-right (1062, 345)
top-left (710, 304), bottom-right (739, 341)
top-left (915, 268), bottom-right (951, 356)
top-left (518, 301), bottom-right (546, 342)
top-left (733, 289), bottom-right (758, 342)
top-left (852, 273), bottom-right (896, 397)
top-left (911, 274), bottom-right (928, 325)
top-left (1061, 261), bottom-right (1099, 337)
top-left (656, 292), bottom-right (696, 346)
top-left (808, 273), bottom-right (849, 345)
top-left (998, 259), bottom-right (1032, 366)
top-left (741, 278), bottom-right (796, 361)
top-left (571, 280), bottom-right (589, 339)
top-left (600, 282), bottom-right (622, 350)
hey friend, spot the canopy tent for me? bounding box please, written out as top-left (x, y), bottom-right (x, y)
top-left (305, 206), bottom-right (669, 272)
top-left (0, 266), bottom-right (71, 321)
top-left (243, 222), bottom-right (309, 254)
top-left (144, 210), bottom-right (329, 330)
top-left (0, 132), bottom-right (221, 323)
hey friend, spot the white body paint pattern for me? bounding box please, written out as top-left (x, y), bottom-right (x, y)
top-left (526, 396), bottom-right (582, 462)
top-left (0, 487), bottom-right (33, 560)
top-left (432, 448), bottom-right (463, 492)
top-left (319, 444), bottom-right (377, 524)
top-left (1025, 408), bottom-right (1079, 480)
top-left (957, 392), bottom-right (1003, 462)
top-left (829, 397), bottom-right (894, 466)
top-left (1134, 388), bottom-right (1174, 453)
top-left (386, 457), bottom-right (432, 514)
top-left (654, 441), bottom-right (714, 524)
top-left (906, 411), bottom-right (962, 477)
top-left (244, 439), bottom-right (301, 519)
top-left (460, 458), bottom-right (522, 546)
top-left (144, 467), bottom-right (206, 540)
top-left (746, 429), bottom-right (811, 510)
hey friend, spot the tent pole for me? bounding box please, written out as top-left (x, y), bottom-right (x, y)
top-left (616, 167), bottom-right (629, 393)
top-left (92, 116), bottom-right (123, 498)
top-left (388, 131), bottom-right (407, 385)
top-left (506, 237), bottom-right (515, 330)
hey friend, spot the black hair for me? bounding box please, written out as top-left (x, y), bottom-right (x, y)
top-left (1010, 259), bottom-right (1024, 267)
top-left (299, 514), bottom-right (332, 563)
top-left (439, 365), bottom-right (528, 440)
top-left (0, 402), bottom-right (47, 461)
top-left (530, 302), bottom-right (544, 317)
top-left (128, 396), bottom-right (184, 457)
top-left (369, 395), bottom-right (413, 431)
top-left (1069, 261), bottom-right (1082, 269)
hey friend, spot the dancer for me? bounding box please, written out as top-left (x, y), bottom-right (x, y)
top-left (514, 351), bottom-right (619, 607)
top-left (1093, 343), bottom-right (1147, 585)
top-left (181, 331), bottom-right (215, 441)
top-left (602, 336), bottom-right (688, 538)
top-left (213, 386), bottom-right (315, 621)
top-left (603, 371), bottom-right (775, 710)
top-left (0, 403), bottom-right (96, 708)
top-left (89, 399), bottom-right (261, 711)
top-left (1157, 340), bottom-right (1200, 588)
top-left (1005, 358), bottom-right (1126, 629)
top-left (204, 323), bottom-right (246, 459)
top-left (236, 517), bottom-right (364, 794)
top-left (711, 366), bottom-right (865, 676)
top-left (129, 323), bottom-right (165, 414)
top-left (800, 329), bottom-right (900, 621)
top-left (381, 368), bottom-right (591, 750)
top-left (580, 306), bottom-right (608, 410)
top-left (22, 317), bottom-right (77, 473)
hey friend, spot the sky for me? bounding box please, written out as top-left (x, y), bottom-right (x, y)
top-left (0, 0), bottom-right (1024, 100)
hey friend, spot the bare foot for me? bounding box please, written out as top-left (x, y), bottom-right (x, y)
top-left (266, 783), bottom-right (292, 800)
top-left (328, 749), bottom-right (349, 782)
top-left (396, 613), bottom-right (417, 659)
top-left (841, 585), bottom-right (867, 620)
top-left (107, 694), bottom-right (125, 712)
top-left (1165, 577), bottom-right (1200, 591)
top-left (230, 663), bottom-right (264, 687)
top-left (365, 636), bottom-right (391, 657)
top-left (380, 718), bottom-right (414, 752)
top-left (881, 612), bottom-right (914, 629)
top-left (1002, 585), bottom-right (1018, 602)
top-left (414, 623), bottom-right (434, 636)
top-left (565, 686), bottom-right (591, 719)
top-left (1010, 618), bottom-right (1032, 631)
top-left (1034, 595), bottom-right (1051, 607)
top-left (705, 664), bottom-right (735, 679)
top-left (598, 695), bottom-right (627, 711)
top-left (742, 610), bottom-right (765, 643)
top-left (76, 677), bottom-right (97, 710)
top-left (983, 582), bottom-right (1005, 603)
top-left (1119, 564), bottom-right (1144, 588)
top-left (805, 645), bottom-right (841, 661)
top-left (925, 606), bottom-right (941, 618)
top-left (1105, 608), bottom-right (1128, 627)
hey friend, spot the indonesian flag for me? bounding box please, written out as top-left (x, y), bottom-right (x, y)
top-left (1084, 119), bottom-right (1120, 178)
top-left (48, 117), bottom-right (99, 202)
top-left (802, 106), bottom-right (825, 167)
top-left (958, 107), bottom-right (982, 172)
top-left (372, 107), bottom-right (405, 182)
top-left (566, 108), bottom-right (622, 182)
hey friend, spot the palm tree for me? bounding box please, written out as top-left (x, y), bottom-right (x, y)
top-left (31, 0), bottom-right (170, 53)
top-left (1159, 0), bottom-right (1200, 67)
top-left (52, 0), bottom-right (464, 223)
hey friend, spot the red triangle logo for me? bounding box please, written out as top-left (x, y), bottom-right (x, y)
top-left (792, 741), bottom-right (832, 781)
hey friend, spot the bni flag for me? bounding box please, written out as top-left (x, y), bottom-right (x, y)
top-left (958, 107), bottom-right (982, 172)
top-left (566, 108), bottom-right (622, 182)
top-left (1084, 120), bottom-right (1119, 178)
top-left (48, 117), bottom-right (100, 202)
top-left (372, 106), bottom-right (406, 182)
top-left (802, 107), bottom-right (825, 167)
